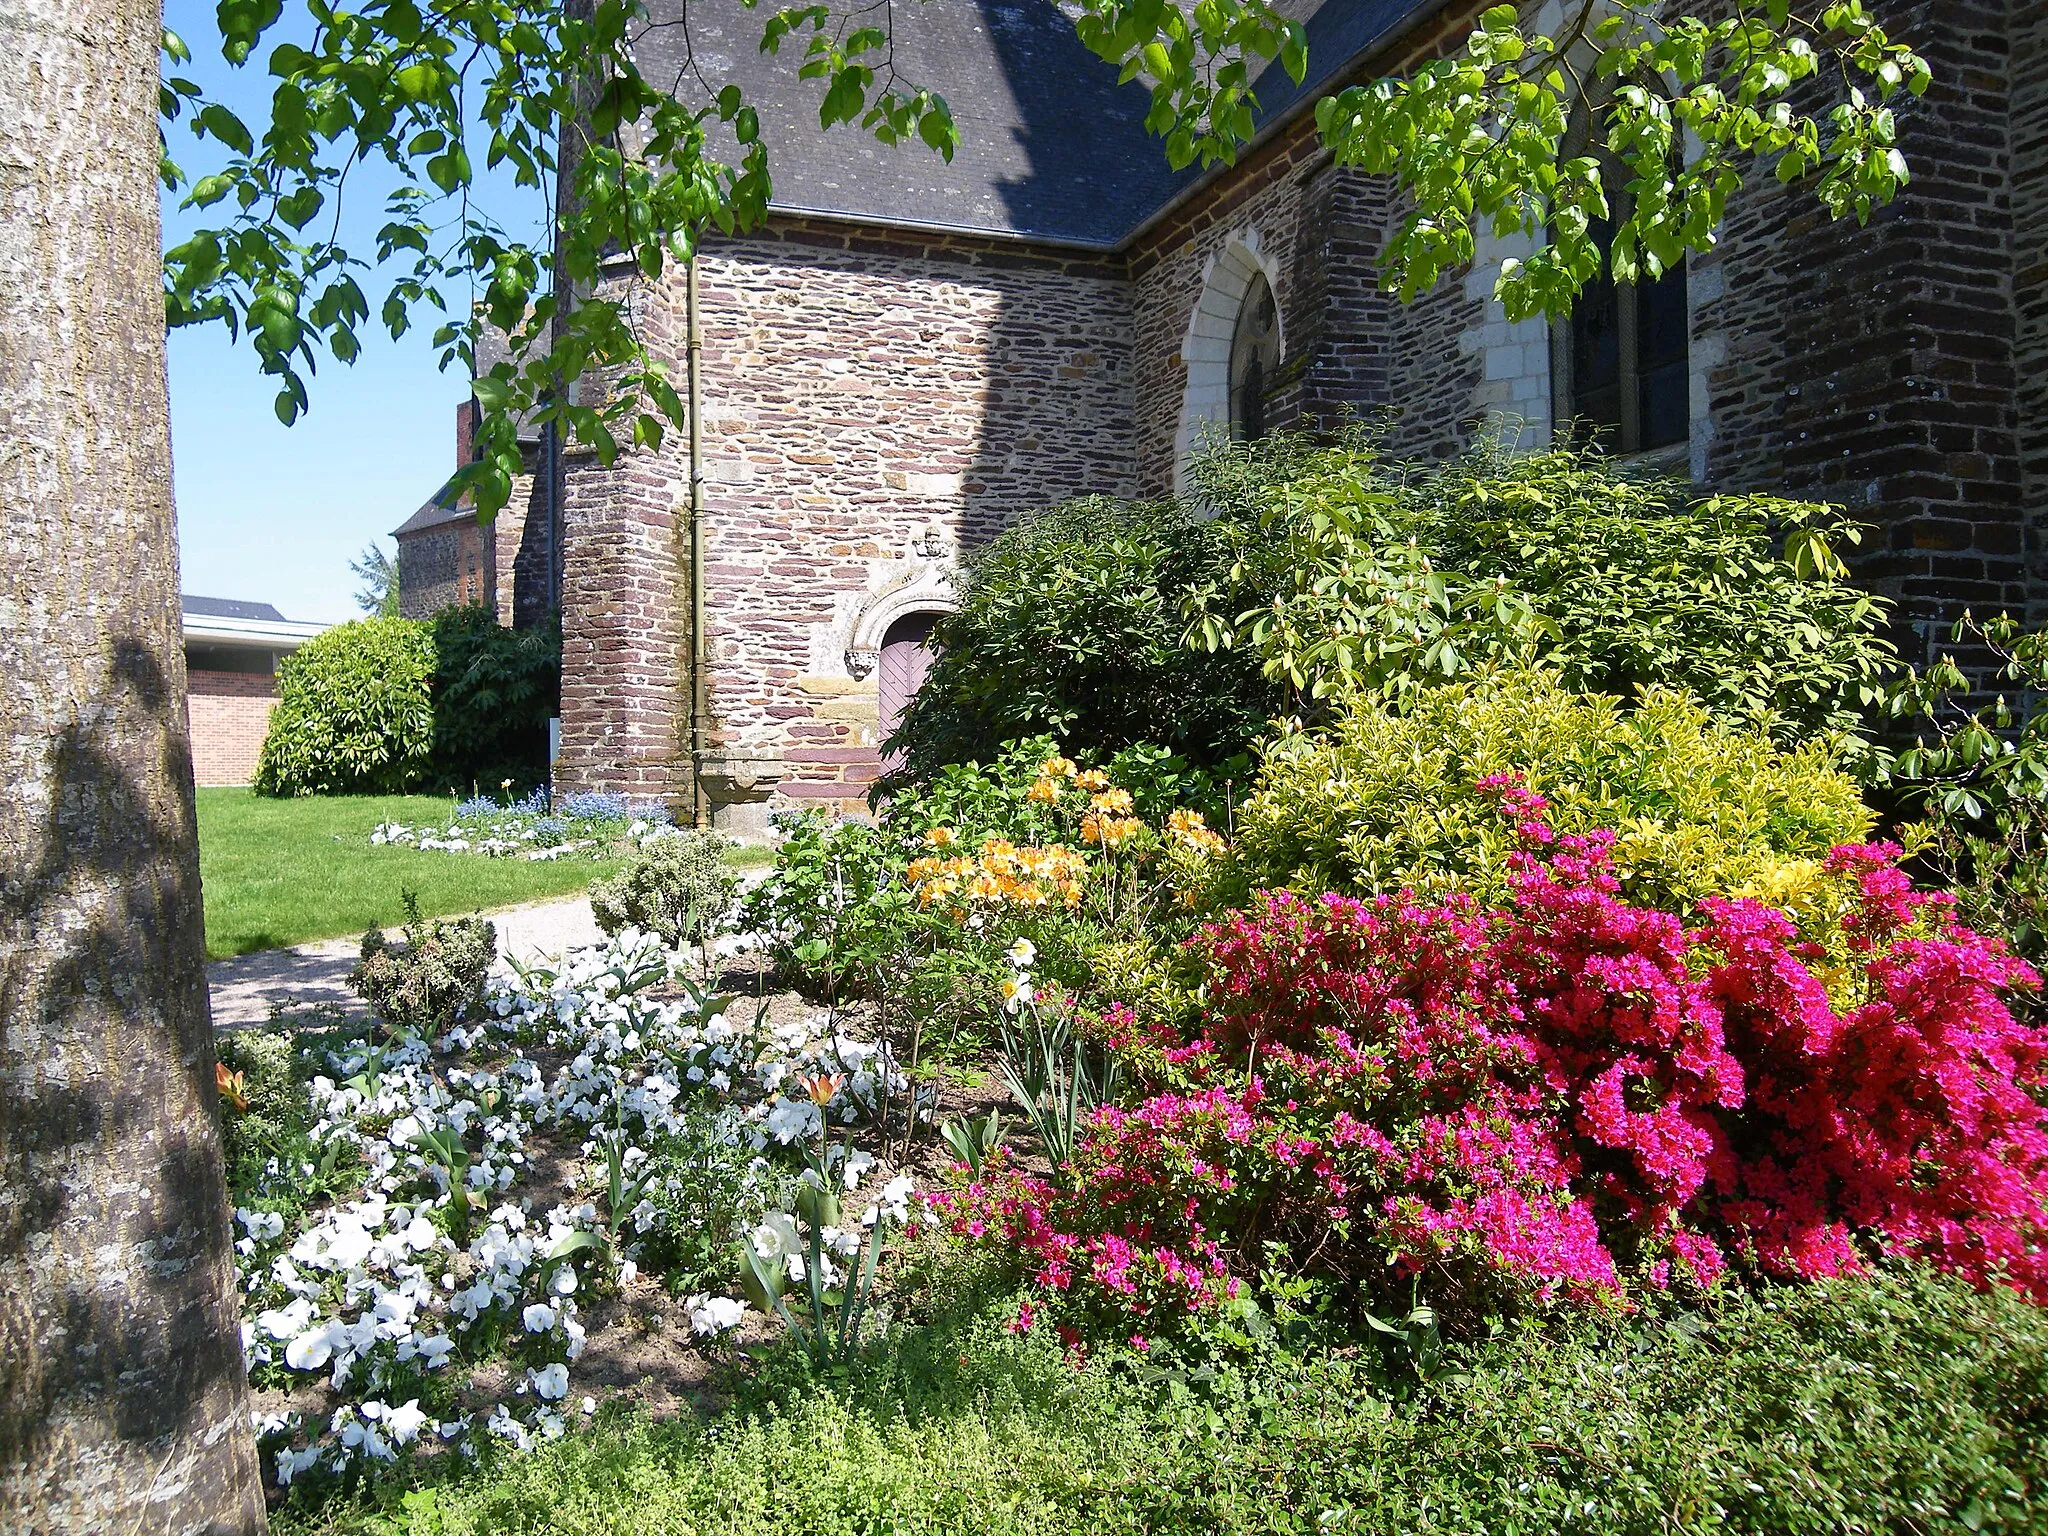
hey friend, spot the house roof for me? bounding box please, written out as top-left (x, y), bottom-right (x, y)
top-left (181, 595), bottom-right (326, 650)
top-left (640, 0), bottom-right (1450, 249)
top-left (392, 477), bottom-right (470, 538)
top-left (182, 594), bottom-right (286, 623)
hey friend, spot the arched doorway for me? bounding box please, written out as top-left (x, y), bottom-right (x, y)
top-left (877, 610), bottom-right (941, 766)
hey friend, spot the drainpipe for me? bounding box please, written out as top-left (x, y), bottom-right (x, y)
top-left (686, 256), bottom-right (709, 830)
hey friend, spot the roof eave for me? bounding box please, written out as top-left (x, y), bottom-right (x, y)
top-left (1111, 0), bottom-right (1456, 255)
top-left (183, 616), bottom-right (328, 648)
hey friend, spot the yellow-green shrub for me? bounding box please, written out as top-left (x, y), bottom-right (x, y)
top-left (1226, 671), bottom-right (1872, 919)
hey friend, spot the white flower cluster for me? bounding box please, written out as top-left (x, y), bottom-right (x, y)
top-left (236, 928), bottom-right (904, 1490)
top-left (369, 819), bottom-right (597, 861)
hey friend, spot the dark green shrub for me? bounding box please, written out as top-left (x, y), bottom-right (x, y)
top-left (347, 891), bottom-right (496, 1038)
top-left (884, 497), bottom-right (1286, 785)
top-left (254, 616), bottom-right (435, 795)
top-left (589, 832), bottom-right (743, 949)
top-left (1187, 432), bottom-right (1898, 755)
top-left (255, 606), bottom-right (559, 797)
top-left (428, 603), bottom-right (561, 793)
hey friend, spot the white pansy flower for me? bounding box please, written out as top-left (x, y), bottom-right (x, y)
top-left (530, 1362), bottom-right (570, 1401)
top-left (284, 1322), bottom-right (335, 1371)
top-left (521, 1303), bottom-right (557, 1334)
top-left (688, 1294), bottom-right (746, 1336)
top-left (256, 1296), bottom-right (315, 1341)
top-left (840, 1148), bottom-right (875, 1190)
top-left (386, 1399), bottom-right (428, 1445)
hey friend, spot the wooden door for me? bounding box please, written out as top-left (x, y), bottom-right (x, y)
top-left (877, 611), bottom-right (940, 765)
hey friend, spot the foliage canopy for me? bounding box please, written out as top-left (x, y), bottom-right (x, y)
top-left (163, 1), bottom-right (1929, 515)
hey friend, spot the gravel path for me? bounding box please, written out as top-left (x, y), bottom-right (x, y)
top-left (207, 895), bottom-right (611, 1030)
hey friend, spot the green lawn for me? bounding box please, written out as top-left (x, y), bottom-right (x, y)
top-left (196, 789), bottom-right (632, 959)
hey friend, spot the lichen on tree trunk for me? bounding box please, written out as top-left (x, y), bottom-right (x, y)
top-left (0, 2), bottom-right (266, 1531)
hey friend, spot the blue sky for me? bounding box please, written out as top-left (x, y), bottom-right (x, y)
top-left (163, 3), bottom-right (539, 624)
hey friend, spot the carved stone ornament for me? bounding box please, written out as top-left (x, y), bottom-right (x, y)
top-left (845, 553), bottom-right (958, 679)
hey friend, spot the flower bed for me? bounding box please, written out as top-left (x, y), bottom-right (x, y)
top-left (941, 778), bottom-right (2048, 1337)
top-left (228, 929), bottom-right (915, 1489)
top-left (370, 789), bottom-right (682, 861)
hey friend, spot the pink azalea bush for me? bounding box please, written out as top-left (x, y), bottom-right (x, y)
top-left (944, 778), bottom-right (2048, 1333)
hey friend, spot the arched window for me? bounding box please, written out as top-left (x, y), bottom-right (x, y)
top-left (877, 610), bottom-right (941, 765)
top-left (1551, 105), bottom-right (1689, 455)
top-left (1229, 273), bottom-right (1280, 442)
top-left (1176, 236), bottom-right (1284, 489)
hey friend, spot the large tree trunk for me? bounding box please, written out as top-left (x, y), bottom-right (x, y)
top-left (0, 2), bottom-right (266, 1531)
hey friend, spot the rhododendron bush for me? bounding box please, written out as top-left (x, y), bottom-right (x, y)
top-left (946, 780), bottom-right (2048, 1333)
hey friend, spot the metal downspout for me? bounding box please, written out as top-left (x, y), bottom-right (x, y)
top-left (686, 257), bottom-right (709, 830)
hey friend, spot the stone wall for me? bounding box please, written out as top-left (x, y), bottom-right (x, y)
top-left (2016, 0), bottom-right (2048, 625)
top-left (492, 462), bottom-right (557, 630)
top-left (186, 669), bottom-right (276, 787)
top-left (1124, 0), bottom-right (1535, 494)
top-left (1694, 0), bottom-right (2033, 664)
top-left (554, 1), bottom-right (2048, 813)
top-left (396, 517), bottom-right (495, 619)
top-left (555, 217), bottom-right (1139, 818)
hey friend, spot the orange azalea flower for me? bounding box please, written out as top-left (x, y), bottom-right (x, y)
top-left (1026, 775), bottom-right (1062, 803)
top-left (1082, 814), bottom-right (1141, 848)
top-left (1089, 787), bottom-right (1134, 815)
top-left (1074, 769), bottom-right (1110, 792)
top-left (1166, 807), bottom-right (1227, 854)
top-left (1041, 755), bottom-right (1078, 780)
top-left (926, 826), bottom-right (958, 849)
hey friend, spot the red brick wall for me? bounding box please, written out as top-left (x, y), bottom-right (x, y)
top-left (187, 669), bottom-right (276, 787)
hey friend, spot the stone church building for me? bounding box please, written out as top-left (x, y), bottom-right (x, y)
top-left (398, 0), bottom-right (2048, 834)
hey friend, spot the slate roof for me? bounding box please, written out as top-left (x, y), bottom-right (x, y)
top-left (182, 594), bottom-right (287, 623)
top-left (392, 477), bottom-right (469, 538)
top-left (637, 0), bottom-right (1449, 248)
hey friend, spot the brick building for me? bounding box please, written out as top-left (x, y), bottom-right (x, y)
top-left (181, 596), bottom-right (327, 787)
top-left (404, 0), bottom-right (2048, 833)
top-left (394, 398), bottom-right (560, 630)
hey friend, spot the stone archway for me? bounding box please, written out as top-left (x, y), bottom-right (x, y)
top-left (845, 558), bottom-right (956, 681)
top-left (1176, 231), bottom-right (1286, 491)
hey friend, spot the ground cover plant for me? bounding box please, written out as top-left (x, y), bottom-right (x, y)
top-left (273, 1262), bottom-right (2048, 1536)
top-left (197, 789), bottom-right (631, 958)
top-left (369, 787), bottom-right (687, 862)
top-left (226, 928), bottom-right (917, 1500)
